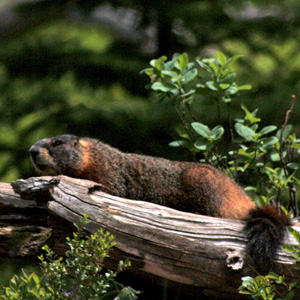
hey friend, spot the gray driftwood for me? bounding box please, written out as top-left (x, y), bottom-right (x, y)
top-left (0, 175), bottom-right (299, 299)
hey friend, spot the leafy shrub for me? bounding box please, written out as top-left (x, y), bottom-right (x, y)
top-left (142, 52), bottom-right (300, 214)
top-left (0, 215), bottom-right (139, 300)
top-left (239, 273), bottom-right (297, 300)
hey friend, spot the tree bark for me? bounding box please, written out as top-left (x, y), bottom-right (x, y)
top-left (0, 175), bottom-right (299, 299)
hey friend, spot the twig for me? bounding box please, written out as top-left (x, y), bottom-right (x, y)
top-left (227, 103), bottom-right (239, 181)
top-left (279, 95), bottom-right (297, 216)
top-left (173, 102), bottom-right (194, 143)
top-left (186, 102), bottom-right (196, 122)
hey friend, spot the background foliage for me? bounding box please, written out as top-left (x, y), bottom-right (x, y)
top-left (0, 0), bottom-right (300, 182)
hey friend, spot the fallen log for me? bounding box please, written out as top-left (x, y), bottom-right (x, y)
top-left (0, 175), bottom-right (299, 299)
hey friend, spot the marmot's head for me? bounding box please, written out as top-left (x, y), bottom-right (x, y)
top-left (30, 134), bottom-right (87, 176)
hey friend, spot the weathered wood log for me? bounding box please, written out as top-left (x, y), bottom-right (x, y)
top-left (0, 175), bottom-right (299, 299)
top-left (0, 181), bottom-right (51, 256)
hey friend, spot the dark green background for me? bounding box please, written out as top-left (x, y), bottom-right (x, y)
top-left (0, 0), bottom-right (299, 182)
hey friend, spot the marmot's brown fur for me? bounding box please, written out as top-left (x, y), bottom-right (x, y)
top-left (30, 134), bottom-right (291, 266)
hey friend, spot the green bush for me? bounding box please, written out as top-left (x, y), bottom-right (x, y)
top-left (0, 215), bottom-right (139, 300)
top-left (239, 273), bottom-right (297, 300)
top-left (142, 52), bottom-right (300, 213)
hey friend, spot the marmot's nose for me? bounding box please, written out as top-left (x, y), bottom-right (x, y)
top-left (29, 145), bottom-right (41, 161)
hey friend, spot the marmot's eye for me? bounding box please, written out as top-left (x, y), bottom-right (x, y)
top-left (52, 140), bottom-right (63, 147)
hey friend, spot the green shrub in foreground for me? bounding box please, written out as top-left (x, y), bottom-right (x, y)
top-left (0, 214), bottom-right (139, 300)
top-left (239, 273), bottom-right (297, 300)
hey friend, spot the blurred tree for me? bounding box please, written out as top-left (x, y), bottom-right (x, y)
top-left (0, 0), bottom-right (299, 182)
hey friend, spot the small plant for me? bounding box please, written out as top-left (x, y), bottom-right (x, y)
top-left (0, 214), bottom-right (139, 300)
top-left (141, 52), bottom-right (251, 162)
top-left (239, 273), bottom-right (297, 300)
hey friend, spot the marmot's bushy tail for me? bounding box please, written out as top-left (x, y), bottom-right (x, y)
top-left (244, 205), bottom-right (292, 267)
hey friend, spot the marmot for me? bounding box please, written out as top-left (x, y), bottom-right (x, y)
top-left (30, 134), bottom-right (291, 266)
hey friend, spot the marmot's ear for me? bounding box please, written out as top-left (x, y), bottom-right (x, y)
top-left (78, 139), bottom-right (90, 148)
top-left (72, 136), bottom-right (79, 147)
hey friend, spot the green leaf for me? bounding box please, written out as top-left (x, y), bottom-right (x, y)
top-left (220, 72), bottom-right (236, 84)
top-left (287, 227), bottom-right (300, 243)
top-left (255, 196), bottom-right (268, 207)
top-left (196, 59), bottom-right (212, 73)
top-left (289, 281), bottom-right (298, 290)
top-left (150, 56), bottom-right (167, 70)
top-left (251, 124), bottom-right (259, 131)
top-left (217, 52), bottom-right (227, 65)
top-left (225, 86), bottom-right (238, 95)
top-left (204, 59), bottom-right (218, 74)
top-left (276, 124), bottom-right (293, 140)
top-left (39, 288), bottom-right (46, 297)
top-left (183, 68), bottom-right (197, 84)
top-left (161, 70), bottom-right (180, 79)
top-left (235, 123), bottom-right (255, 141)
top-left (219, 83), bottom-right (230, 90)
top-left (181, 89), bottom-right (196, 98)
top-left (267, 272), bottom-right (279, 280)
top-left (194, 140), bottom-right (208, 150)
top-left (149, 59), bottom-right (156, 68)
top-left (237, 84), bottom-right (252, 90)
top-left (206, 81), bottom-right (219, 91)
top-left (283, 244), bottom-right (298, 252)
top-left (291, 142), bottom-right (300, 150)
top-left (261, 136), bottom-right (278, 148)
top-left (165, 58), bottom-right (177, 70)
top-left (276, 275), bottom-right (284, 284)
top-left (117, 286), bottom-right (140, 300)
top-left (241, 105), bottom-right (261, 124)
top-left (211, 125), bottom-right (224, 140)
top-left (196, 83), bottom-right (206, 88)
top-left (260, 125), bottom-right (277, 135)
top-left (287, 162), bottom-right (300, 170)
top-left (221, 96), bottom-right (231, 103)
top-left (270, 150), bottom-right (280, 161)
top-left (169, 140), bottom-right (187, 147)
top-left (224, 54), bottom-right (243, 66)
top-left (140, 68), bottom-right (154, 75)
top-left (177, 53), bottom-right (189, 71)
top-left (192, 122), bottom-right (210, 138)
top-left (32, 274), bottom-right (40, 285)
top-left (151, 82), bottom-right (177, 92)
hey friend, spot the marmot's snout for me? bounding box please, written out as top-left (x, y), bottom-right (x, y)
top-left (29, 140), bottom-right (57, 174)
top-left (30, 144), bottom-right (41, 163)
